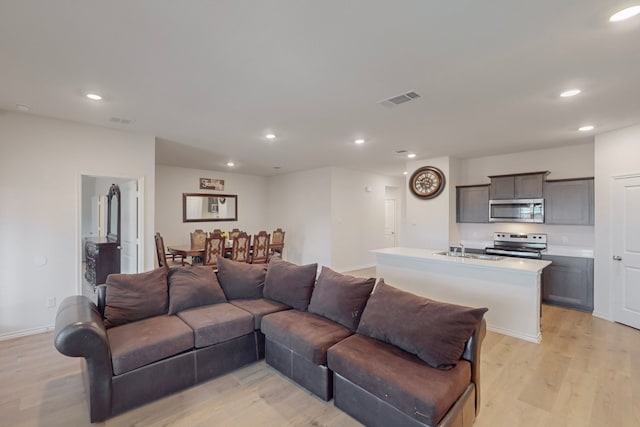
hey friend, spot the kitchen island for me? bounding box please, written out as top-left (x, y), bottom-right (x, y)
top-left (372, 247), bottom-right (551, 343)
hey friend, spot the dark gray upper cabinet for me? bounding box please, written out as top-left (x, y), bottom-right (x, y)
top-left (456, 185), bottom-right (490, 223)
top-left (544, 178), bottom-right (594, 225)
top-left (489, 172), bottom-right (547, 199)
top-left (542, 255), bottom-right (593, 312)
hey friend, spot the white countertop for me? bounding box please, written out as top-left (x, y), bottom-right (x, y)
top-left (372, 247), bottom-right (551, 273)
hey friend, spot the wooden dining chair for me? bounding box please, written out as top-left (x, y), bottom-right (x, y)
top-left (269, 228), bottom-right (285, 260)
top-left (155, 232), bottom-right (187, 268)
top-left (251, 231), bottom-right (270, 264)
top-left (231, 232), bottom-right (251, 263)
top-left (190, 229), bottom-right (207, 249)
top-left (211, 228), bottom-right (223, 235)
top-left (229, 228), bottom-right (242, 241)
top-left (203, 233), bottom-right (227, 270)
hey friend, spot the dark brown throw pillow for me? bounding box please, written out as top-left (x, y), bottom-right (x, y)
top-left (103, 268), bottom-right (169, 329)
top-left (357, 280), bottom-right (487, 370)
top-left (215, 256), bottom-right (266, 300)
top-left (308, 267), bottom-right (375, 330)
top-left (263, 257), bottom-right (317, 311)
top-left (167, 266), bottom-right (227, 314)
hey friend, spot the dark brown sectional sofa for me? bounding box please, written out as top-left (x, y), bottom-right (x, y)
top-left (55, 257), bottom-right (487, 426)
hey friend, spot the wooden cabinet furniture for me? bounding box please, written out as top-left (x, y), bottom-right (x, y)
top-left (85, 237), bottom-right (120, 286)
top-left (489, 172), bottom-right (548, 199)
top-left (544, 178), bottom-right (594, 225)
top-left (542, 255), bottom-right (594, 312)
top-left (456, 185), bottom-right (490, 223)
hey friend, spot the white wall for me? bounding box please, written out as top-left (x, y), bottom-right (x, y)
top-left (155, 165), bottom-right (269, 251)
top-left (0, 112), bottom-right (155, 339)
top-left (594, 123), bottom-right (640, 320)
top-left (266, 168), bottom-right (333, 267)
top-left (404, 156), bottom-right (454, 250)
top-left (329, 168), bottom-right (403, 271)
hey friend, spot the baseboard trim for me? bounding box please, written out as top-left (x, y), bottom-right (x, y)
top-left (0, 325), bottom-right (54, 341)
top-left (336, 264), bottom-right (375, 274)
top-left (487, 323), bottom-right (542, 344)
top-left (592, 311), bottom-right (612, 322)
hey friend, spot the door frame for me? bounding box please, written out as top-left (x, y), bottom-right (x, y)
top-left (384, 198), bottom-right (397, 247)
top-left (610, 173), bottom-right (640, 326)
top-left (77, 173), bottom-right (145, 296)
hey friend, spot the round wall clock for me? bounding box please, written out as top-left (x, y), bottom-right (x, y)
top-left (409, 166), bottom-right (446, 199)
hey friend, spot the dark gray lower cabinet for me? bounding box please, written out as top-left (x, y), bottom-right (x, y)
top-left (542, 255), bottom-right (593, 312)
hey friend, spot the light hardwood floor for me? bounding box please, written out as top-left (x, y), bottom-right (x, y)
top-left (2, 281), bottom-right (639, 426)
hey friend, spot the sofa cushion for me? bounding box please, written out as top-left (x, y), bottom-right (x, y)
top-left (215, 256), bottom-right (266, 300)
top-left (261, 310), bottom-right (351, 365)
top-left (357, 280), bottom-right (487, 370)
top-left (263, 258), bottom-right (317, 311)
top-left (107, 315), bottom-right (194, 375)
top-left (167, 266), bottom-right (227, 315)
top-left (229, 298), bottom-right (291, 329)
top-left (327, 333), bottom-right (471, 426)
top-left (103, 268), bottom-right (169, 329)
top-left (308, 267), bottom-right (375, 331)
top-left (177, 303), bottom-right (254, 348)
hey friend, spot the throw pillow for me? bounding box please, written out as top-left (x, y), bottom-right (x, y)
top-left (308, 266), bottom-right (375, 331)
top-left (357, 279), bottom-right (488, 370)
top-left (215, 256), bottom-right (266, 300)
top-left (263, 257), bottom-right (317, 311)
top-left (167, 266), bottom-right (227, 314)
top-left (103, 268), bottom-right (169, 328)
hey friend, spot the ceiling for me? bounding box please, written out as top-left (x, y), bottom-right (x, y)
top-left (1, 1), bottom-right (639, 176)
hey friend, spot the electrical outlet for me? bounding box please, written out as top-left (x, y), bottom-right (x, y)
top-left (46, 296), bottom-right (56, 308)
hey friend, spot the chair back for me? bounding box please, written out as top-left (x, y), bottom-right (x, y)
top-left (229, 228), bottom-right (242, 241)
top-left (155, 232), bottom-right (169, 268)
top-left (212, 228), bottom-right (223, 235)
top-left (231, 232), bottom-right (251, 263)
top-left (190, 229), bottom-right (207, 250)
top-left (251, 231), bottom-right (270, 264)
top-left (204, 233), bottom-right (226, 268)
top-left (270, 228), bottom-right (285, 256)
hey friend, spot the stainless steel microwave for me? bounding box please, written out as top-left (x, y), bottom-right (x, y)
top-left (489, 198), bottom-right (544, 223)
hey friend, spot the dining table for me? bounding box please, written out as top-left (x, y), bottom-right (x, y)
top-left (167, 244), bottom-right (206, 265)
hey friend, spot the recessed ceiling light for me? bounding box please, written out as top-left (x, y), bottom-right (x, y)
top-left (86, 93), bottom-right (102, 101)
top-left (610, 5), bottom-right (640, 22)
top-left (226, 162), bottom-right (235, 167)
top-left (560, 89), bottom-right (581, 98)
top-left (578, 125), bottom-right (595, 132)
top-left (16, 104), bottom-right (30, 112)
top-left (265, 133), bottom-right (276, 140)
top-left (403, 171), bottom-right (408, 175)
top-left (407, 153), bottom-right (416, 158)
top-left (354, 139), bottom-right (365, 145)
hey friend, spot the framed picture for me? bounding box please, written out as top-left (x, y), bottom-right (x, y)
top-left (200, 178), bottom-right (225, 190)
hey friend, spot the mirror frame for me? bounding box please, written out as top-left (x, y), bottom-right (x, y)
top-left (182, 193), bottom-right (238, 222)
top-left (107, 183), bottom-right (121, 243)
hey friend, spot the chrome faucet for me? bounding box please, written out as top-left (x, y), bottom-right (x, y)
top-left (460, 243), bottom-right (465, 257)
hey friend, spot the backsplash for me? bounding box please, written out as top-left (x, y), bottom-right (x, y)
top-left (458, 223), bottom-right (594, 248)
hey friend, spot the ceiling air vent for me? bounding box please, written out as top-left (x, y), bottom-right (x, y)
top-left (110, 117), bottom-right (135, 125)
top-left (378, 91), bottom-right (421, 108)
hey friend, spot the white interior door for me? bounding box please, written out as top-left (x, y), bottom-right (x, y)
top-left (384, 199), bottom-right (397, 248)
top-left (612, 175), bottom-right (640, 330)
top-left (120, 180), bottom-right (139, 274)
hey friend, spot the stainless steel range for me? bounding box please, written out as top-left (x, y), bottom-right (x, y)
top-left (485, 232), bottom-right (547, 259)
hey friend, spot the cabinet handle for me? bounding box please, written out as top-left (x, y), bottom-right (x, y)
top-left (613, 255), bottom-right (622, 261)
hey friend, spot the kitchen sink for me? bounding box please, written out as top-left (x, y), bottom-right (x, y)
top-left (434, 251), bottom-right (503, 261)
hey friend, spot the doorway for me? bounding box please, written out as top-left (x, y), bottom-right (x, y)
top-left (80, 175), bottom-right (142, 298)
top-left (612, 175), bottom-right (640, 330)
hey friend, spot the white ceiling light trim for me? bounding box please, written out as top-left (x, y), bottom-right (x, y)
top-left (86, 93), bottom-right (103, 101)
top-left (265, 133), bottom-right (276, 140)
top-left (354, 138), bottom-right (365, 145)
top-left (578, 125), bottom-right (595, 131)
top-left (560, 89), bottom-right (581, 97)
top-left (610, 5), bottom-right (640, 22)
top-left (226, 161), bottom-right (235, 167)
top-left (407, 153), bottom-right (417, 158)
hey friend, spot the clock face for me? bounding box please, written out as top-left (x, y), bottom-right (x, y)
top-left (409, 166), bottom-right (446, 199)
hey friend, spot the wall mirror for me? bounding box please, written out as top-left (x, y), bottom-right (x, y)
top-left (183, 193), bottom-right (238, 222)
top-left (107, 184), bottom-right (121, 243)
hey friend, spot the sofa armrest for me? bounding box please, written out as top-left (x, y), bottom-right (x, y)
top-left (461, 317), bottom-right (487, 416)
top-left (96, 284), bottom-right (107, 318)
top-left (54, 295), bottom-right (112, 422)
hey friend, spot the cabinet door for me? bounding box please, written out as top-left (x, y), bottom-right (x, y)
top-left (489, 176), bottom-right (514, 199)
top-left (544, 179), bottom-right (594, 225)
top-left (542, 255), bottom-right (593, 312)
top-left (457, 186), bottom-right (489, 223)
top-left (515, 174), bottom-right (544, 198)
